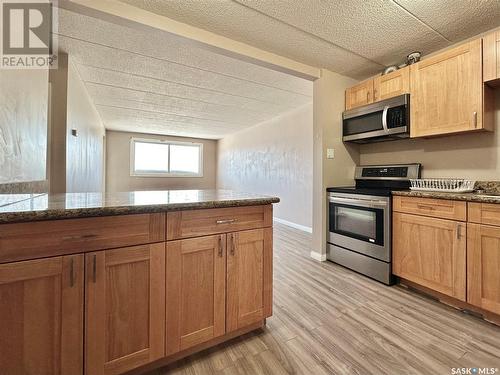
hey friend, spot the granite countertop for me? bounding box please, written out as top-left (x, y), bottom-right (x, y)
top-left (0, 190), bottom-right (280, 224)
top-left (392, 190), bottom-right (500, 203)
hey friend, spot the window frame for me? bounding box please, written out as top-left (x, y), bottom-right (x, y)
top-left (129, 137), bottom-right (204, 178)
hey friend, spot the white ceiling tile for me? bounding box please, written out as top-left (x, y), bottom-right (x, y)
top-left (393, 0), bottom-right (500, 42)
top-left (117, 0), bottom-right (385, 78)
top-left (57, 8), bottom-right (313, 138)
top-left (119, 0), bottom-right (500, 78)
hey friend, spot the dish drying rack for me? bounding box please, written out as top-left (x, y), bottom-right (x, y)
top-left (409, 179), bottom-right (476, 193)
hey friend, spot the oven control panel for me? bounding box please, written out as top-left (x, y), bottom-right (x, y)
top-left (354, 164), bottom-right (421, 180)
top-left (362, 167), bottom-right (408, 178)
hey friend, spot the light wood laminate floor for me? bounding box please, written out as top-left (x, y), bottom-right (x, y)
top-left (149, 223), bottom-right (500, 375)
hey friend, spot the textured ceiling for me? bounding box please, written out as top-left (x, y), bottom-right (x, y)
top-left (118, 0), bottom-right (500, 79)
top-left (57, 9), bottom-right (312, 139)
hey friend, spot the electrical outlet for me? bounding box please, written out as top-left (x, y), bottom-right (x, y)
top-left (327, 148), bottom-right (335, 159)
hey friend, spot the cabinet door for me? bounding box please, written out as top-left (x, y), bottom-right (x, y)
top-left (373, 66), bottom-right (410, 102)
top-left (345, 79), bottom-right (374, 110)
top-left (483, 31), bottom-right (500, 83)
top-left (393, 213), bottom-right (466, 300)
top-left (166, 234), bottom-right (226, 355)
top-left (467, 224), bottom-right (500, 315)
top-left (85, 244), bottom-right (165, 375)
top-left (0, 255), bottom-right (84, 375)
top-left (227, 228), bottom-right (273, 332)
top-left (410, 39), bottom-right (483, 137)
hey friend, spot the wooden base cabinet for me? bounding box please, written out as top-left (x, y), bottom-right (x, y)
top-left (393, 212), bottom-right (466, 300)
top-left (166, 228), bottom-right (273, 353)
top-left (85, 244), bottom-right (166, 375)
top-left (227, 228), bottom-right (273, 332)
top-left (467, 224), bottom-right (500, 315)
top-left (0, 255), bottom-right (84, 375)
top-left (165, 235), bottom-right (226, 355)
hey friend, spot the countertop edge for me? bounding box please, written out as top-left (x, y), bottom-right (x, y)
top-left (0, 197), bottom-right (280, 224)
top-left (392, 190), bottom-right (500, 204)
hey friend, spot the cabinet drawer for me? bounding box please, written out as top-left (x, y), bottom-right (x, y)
top-left (393, 196), bottom-right (466, 221)
top-left (468, 202), bottom-right (500, 226)
top-left (167, 205), bottom-right (272, 240)
top-left (0, 213), bottom-right (165, 263)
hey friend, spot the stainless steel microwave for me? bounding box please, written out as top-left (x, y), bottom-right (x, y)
top-left (342, 94), bottom-right (410, 143)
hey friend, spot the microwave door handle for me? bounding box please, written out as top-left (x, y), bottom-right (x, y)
top-left (382, 105), bottom-right (389, 132)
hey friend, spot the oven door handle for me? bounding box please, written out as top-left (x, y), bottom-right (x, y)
top-left (329, 196), bottom-right (388, 208)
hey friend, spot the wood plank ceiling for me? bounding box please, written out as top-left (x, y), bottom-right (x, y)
top-left (57, 8), bottom-right (313, 139)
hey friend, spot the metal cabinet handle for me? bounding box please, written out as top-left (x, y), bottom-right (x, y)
top-left (230, 234), bottom-right (236, 256)
top-left (62, 234), bottom-right (98, 241)
top-left (367, 91), bottom-right (370, 102)
top-left (218, 236), bottom-right (223, 257)
top-left (216, 219), bottom-right (237, 225)
top-left (92, 255), bottom-right (97, 283)
top-left (70, 258), bottom-right (75, 288)
top-left (472, 112), bottom-right (478, 128)
top-left (417, 204), bottom-right (434, 210)
top-left (457, 224), bottom-right (462, 240)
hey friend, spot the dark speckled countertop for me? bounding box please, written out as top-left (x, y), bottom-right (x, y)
top-left (0, 190), bottom-right (280, 224)
top-left (392, 190), bottom-right (500, 203)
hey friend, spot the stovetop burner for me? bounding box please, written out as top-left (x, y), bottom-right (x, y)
top-left (327, 164), bottom-right (421, 196)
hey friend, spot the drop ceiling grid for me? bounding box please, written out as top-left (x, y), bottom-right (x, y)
top-left (58, 8), bottom-right (313, 139)
top-left (118, 0), bottom-right (500, 79)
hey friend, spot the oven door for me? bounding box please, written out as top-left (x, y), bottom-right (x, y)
top-left (328, 193), bottom-right (390, 262)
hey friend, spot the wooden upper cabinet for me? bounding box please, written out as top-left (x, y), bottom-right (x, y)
top-left (166, 235), bottom-right (226, 355)
top-left (393, 213), bottom-right (466, 300)
top-left (373, 66), bottom-right (410, 102)
top-left (345, 79), bottom-right (374, 110)
top-left (483, 30), bottom-right (500, 84)
top-left (85, 244), bottom-right (165, 375)
top-left (0, 255), bottom-right (84, 375)
top-left (410, 39), bottom-right (488, 137)
top-left (227, 228), bottom-right (273, 332)
top-left (467, 223), bottom-right (500, 315)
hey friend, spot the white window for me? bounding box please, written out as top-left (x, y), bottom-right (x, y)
top-left (130, 138), bottom-right (203, 177)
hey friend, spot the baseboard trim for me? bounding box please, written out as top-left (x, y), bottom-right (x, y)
top-left (310, 251), bottom-right (327, 262)
top-left (273, 217), bottom-right (312, 233)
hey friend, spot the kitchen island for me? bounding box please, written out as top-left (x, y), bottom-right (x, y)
top-left (0, 190), bottom-right (279, 375)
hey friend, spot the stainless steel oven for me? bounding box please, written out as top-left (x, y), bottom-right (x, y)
top-left (343, 94), bottom-right (410, 143)
top-left (328, 192), bottom-right (390, 262)
top-left (326, 163), bottom-right (421, 285)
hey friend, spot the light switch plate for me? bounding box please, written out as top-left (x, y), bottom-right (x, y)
top-left (327, 148), bottom-right (335, 159)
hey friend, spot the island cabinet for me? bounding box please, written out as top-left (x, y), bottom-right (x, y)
top-left (467, 203), bottom-right (500, 316)
top-left (0, 204), bottom-right (274, 375)
top-left (392, 196), bottom-right (467, 301)
top-left (0, 255), bottom-right (84, 375)
top-left (85, 244), bottom-right (166, 375)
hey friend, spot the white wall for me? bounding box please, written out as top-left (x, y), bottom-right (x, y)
top-left (0, 69), bottom-right (48, 184)
top-left (66, 61), bottom-right (105, 193)
top-left (312, 69), bottom-right (359, 260)
top-left (217, 103), bottom-right (313, 229)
